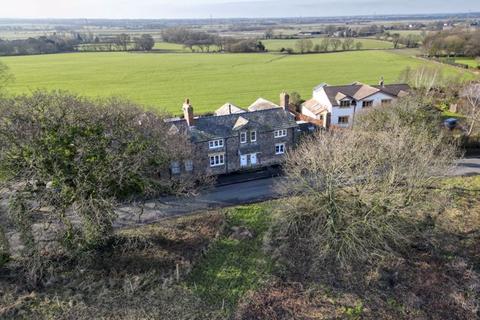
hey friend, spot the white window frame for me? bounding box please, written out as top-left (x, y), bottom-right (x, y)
top-left (209, 153), bottom-right (225, 167)
top-left (208, 139), bottom-right (224, 149)
top-left (275, 143), bottom-right (286, 155)
top-left (274, 129), bottom-right (287, 138)
top-left (338, 116), bottom-right (349, 124)
top-left (250, 131), bottom-right (257, 142)
top-left (240, 132), bottom-right (247, 144)
top-left (184, 160), bottom-right (193, 172)
top-left (340, 100), bottom-right (351, 107)
top-left (171, 161), bottom-right (181, 175)
top-left (362, 100), bottom-right (373, 107)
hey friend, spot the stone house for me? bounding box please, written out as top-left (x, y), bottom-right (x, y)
top-left (167, 93), bottom-right (300, 176)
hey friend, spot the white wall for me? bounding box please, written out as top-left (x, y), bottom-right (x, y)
top-left (308, 88), bottom-right (397, 127)
top-left (301, 105), bottom-right (318, 119)
top-left (312, 88), bottom-right (332, 112)
top-left (331, 92), bottom-right (396, 127)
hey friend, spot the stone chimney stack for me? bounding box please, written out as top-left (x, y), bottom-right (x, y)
top-left (280, 91), bottom-right (290, 111)
top-left (183, 98), bottom-right (194, 127)
top-left (379, 76), bottom-right (385, 87)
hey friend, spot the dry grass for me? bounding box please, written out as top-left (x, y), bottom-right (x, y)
top-left (0, 211), bottom-right (225, 319)
top-left (235, 176), bottom-right (480, 320)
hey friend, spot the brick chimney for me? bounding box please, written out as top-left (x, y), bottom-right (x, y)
top-left (183, 98), bottom-right (194, 127)
top-left (280, 91), bottom-right (290, 111)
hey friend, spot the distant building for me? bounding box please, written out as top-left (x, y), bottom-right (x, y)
top-left (300, 81), bottom-right (410, 128)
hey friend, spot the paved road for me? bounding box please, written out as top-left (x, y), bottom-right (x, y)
top-left (115, 158), bottom-right (480, 227)
top-left (452, 157), bottom-right (480, 177)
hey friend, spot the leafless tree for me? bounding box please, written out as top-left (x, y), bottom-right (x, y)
top-left (329, 38), bottom-right (342, 51)
top-left (295, 39), bottom-right (313, 54)
top-left (461, 83), bottom-right (480, 136)
top-left (265, 101), bottom-right (457, 282)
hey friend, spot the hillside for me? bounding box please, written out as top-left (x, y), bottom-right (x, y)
top-left (1, 175), bottom-right (479, 319)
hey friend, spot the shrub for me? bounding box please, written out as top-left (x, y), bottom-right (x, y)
top-left (0, 91), bottom-right (207, 283)
top-left (265, 100), bottom-right (457, 283)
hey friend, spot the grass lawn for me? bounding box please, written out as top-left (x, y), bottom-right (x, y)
top-left (263, 37), bottom-right (395, 52)
top-left (456, 57), bottom-right (479, 69)
top-left (1, 50), bottom-right (475, 115)
top-left (186, 204), bottom-right (273, 311)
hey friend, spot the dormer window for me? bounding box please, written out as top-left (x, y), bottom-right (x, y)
top-left (340, 100), bottom-right (351, 107)
top-left (209, 139), bottom-right (224, 149)
top-left (274, 129), bottom-right (287, 138)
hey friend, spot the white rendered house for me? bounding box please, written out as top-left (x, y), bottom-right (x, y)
top-left (301, 82), bottom-right (410, 128)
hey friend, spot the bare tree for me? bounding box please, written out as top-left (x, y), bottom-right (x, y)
top-left (329, 38), bottom-right (342, 51)
top-left (295, 39), bottom-right (313, 54)
top-left (115, 33), bottom-right (130, 51)
top-left (392, 33), bottom-right (401, 48)
top-left (320, 37), bottom-right (330, 52)
top-left (342, 38), bottom-right (354, 51)
top-left (265, 99), bottom-right (457, 281)
top-left (461, 83), bottom-right (480, 136)
top-left (398, 65), bottom-right (445, 92)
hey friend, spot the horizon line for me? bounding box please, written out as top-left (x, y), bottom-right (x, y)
top-left (0, 11), bottom-right (479, 22)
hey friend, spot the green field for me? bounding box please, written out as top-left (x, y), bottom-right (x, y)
top-left (263, 38), bottom-right (395, 52)
top-left (456, 57), bottom-right (479, 68)
top-left (153, 41), bottom-right (189, 53)
top-left (1, 50), bottom-right (474, 115)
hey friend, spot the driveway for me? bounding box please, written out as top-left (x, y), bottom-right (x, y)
top-left (115, 158), bottom-right (480, 227)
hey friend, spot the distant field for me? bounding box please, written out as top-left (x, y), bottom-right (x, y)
top-left (154, 41), bottom-right (188, 53)
top-left (1, 50), bottom-right (474, 115)
top-left (263, 38), bottom-right (395, 52)
top-left (456, 57), bottom-right (479, 68)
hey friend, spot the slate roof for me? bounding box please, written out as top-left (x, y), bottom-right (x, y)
top-left (373, 84), bottom-right (411, 97)
top-left (169, 108), bottom-right (298, 142)
top-left (214, 103), bottom-right (246, 116)
top-left (248, 98), bottom-right (281, 112)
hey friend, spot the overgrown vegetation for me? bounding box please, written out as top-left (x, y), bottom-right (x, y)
top-left (0, 91), bottom-right (209, 285)
top-left (0, 33), bottom-right (156, 56)
top-left (161, 27), bottom-right (266, 53)
top-left (423, 29), bottom-right (480, 58)
top-left (265, 97), bottom-right (457, 283)
top-left (0, 212), bottom-right (226, 319)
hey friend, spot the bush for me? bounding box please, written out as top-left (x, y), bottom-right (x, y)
top-left (0, 91), bottom-right (207, 282)
top-left (265, 99), bottom-right (457, 283)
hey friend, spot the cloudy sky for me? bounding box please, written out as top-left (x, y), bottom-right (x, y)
top-left (2, 0), bottom-right (480, 19)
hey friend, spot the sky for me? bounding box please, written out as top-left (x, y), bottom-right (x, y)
top-left (1, 0), bottom-right (480, 19)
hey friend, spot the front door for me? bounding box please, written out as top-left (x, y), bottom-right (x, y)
top-left (240, 155), bottom-right (248, 167)
top-left (250, 153), bottom-right (258, 165)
